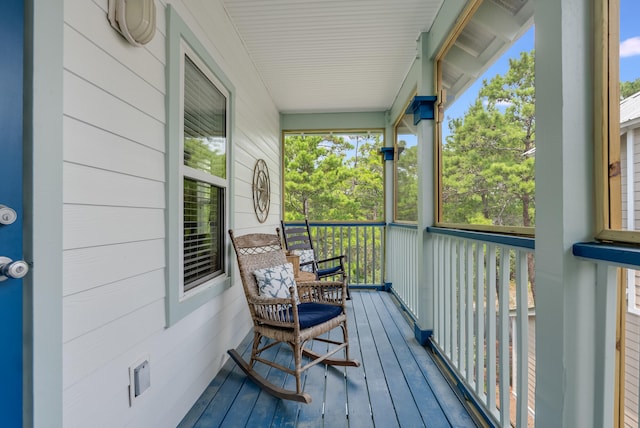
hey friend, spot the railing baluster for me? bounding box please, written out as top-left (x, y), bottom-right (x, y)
top-left (466, 241), bottom-right (474, 386)
top-left (433, 235), bottom-right (440, 343)
top-left (486, 244), bottom-right (497, 416)
top-left (302, 222), bottom-right (385, 289)
top-left (458, 239), bottom-right (465, 375)
top-left (444, 237), bottom-right (452, 358)
top-left (475, 242), bottom-right (486, 401)
top-left (499, 247), bottom-right (510, 427)
top-left (516, 251), bottom-right (529, 427)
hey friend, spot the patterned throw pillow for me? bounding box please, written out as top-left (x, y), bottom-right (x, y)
top-left (292, 249), bottom-right (315, 273)
top-left (253, 263), bottom-right (300, 305)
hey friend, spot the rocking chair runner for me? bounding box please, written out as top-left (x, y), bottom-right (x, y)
top-left (227, 229), bottom-right (360, 404)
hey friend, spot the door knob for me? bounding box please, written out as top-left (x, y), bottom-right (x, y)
top-left (0, 205), bottom-right (17, 225)
top-left (0, 256), bottom-right (29, 281)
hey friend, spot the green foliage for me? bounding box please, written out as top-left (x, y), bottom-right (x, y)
top-left (283, 134), bottom-right (384, 221)
top-left (621, 78), bottom-right (640, 99)
top-left (184, 137), bottom-right (226, 178)
top-left (442, 50), bottom-right (535, 227)
top-left (396, 143), bottom-right (418, 222)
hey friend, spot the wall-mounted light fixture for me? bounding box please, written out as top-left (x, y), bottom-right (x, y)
top-left (108, 0), bottom-right (156, 47)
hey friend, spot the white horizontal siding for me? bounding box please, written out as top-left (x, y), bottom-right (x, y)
top-left (64, 163), bottom-right (164, 208)
top-left (62, 289), bottom-right (250, 428)
top-left (63, 239), bottom-right (165, 296)
top-left (64, 24), bottom-right (165, 121)
top-left (63, 299), bottom-right (166, 389)
top-left (64, 117), bottom-right (165, 181)
top-left (63, 269), bottom-right (165, 342)
top-left (62, 0), bottom-right (280, 427)
top-left (63, 71), bottom-right (165, 151)
top-left (63, 205), bottom-right (164, 249)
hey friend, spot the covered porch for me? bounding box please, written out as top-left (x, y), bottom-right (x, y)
top-left (17, 0), bottom-right (632, 427)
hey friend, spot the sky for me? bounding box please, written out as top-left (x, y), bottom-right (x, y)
top-left (442, 0), bottom-right (640, 140)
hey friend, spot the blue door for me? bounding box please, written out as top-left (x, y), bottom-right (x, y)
top-left (0, 0), bottom-right (25, 426)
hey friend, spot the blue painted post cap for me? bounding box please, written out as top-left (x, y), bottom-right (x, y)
top-left (406, 95), bottom-right (437, 125)
top-left (379, 147), bottom-right (395, 161)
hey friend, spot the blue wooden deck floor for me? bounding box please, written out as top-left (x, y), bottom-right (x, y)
top-left (179, 291), bottom-right (477, 428)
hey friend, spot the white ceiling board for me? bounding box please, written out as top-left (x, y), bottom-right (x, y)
top-left (222, 0), bottom-right (444, 113)
top-left (221, 0), bottom-right (533, 114)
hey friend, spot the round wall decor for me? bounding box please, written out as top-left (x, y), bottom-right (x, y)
top-left (252, 159), bottom-right (270, 223)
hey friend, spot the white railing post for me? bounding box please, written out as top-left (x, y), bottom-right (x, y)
top-left (593, 263), bottom-right (617, 427)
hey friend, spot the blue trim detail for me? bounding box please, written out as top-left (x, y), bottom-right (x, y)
top-left (389, 222), bottom-right (418, 230)
top-left (573, 242), bottom-right (640, 269)
top-left (379, 146), bottom-right (395, 161)
top-left (414, 326), bottom-right (432, 345)
top-left (427, 226), bottom-right (534, 250)
top-left (286, 221), bottom-right (387, 228)
top-left (349, 284), bottom-right (387, 291)
top-left (429, 339), bottom-right (498, 428)
top-left (406, 95), bottom-right (437, 125)
top-left (383, 282), bottom-right (392, 292)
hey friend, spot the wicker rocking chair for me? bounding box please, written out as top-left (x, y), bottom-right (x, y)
top-left (227, 230), bottom-right (360, 404)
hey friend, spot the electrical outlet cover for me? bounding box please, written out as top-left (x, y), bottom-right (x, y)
top-left (128, 355), bottom-right (150, 406)
top-left (134, 360), bottom-right (151, 396)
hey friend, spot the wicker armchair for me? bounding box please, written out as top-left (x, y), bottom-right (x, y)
top-left (227, 230), bottom-right (360, 403)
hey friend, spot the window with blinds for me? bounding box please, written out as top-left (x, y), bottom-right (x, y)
top-left (182, 54), bottom-right (228, 292)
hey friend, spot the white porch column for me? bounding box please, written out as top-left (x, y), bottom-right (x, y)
top-left (415, 32), bottom-right (435, 336)
top-left (535, 0), bottom-right (598, 426)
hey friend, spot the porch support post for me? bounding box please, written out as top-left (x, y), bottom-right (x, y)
top-left (535, 0), bottom-right (598, 425)
top-left (414, 32), bottom-right (435, 340)
top-left (24, 0), bottom-right (64, 427)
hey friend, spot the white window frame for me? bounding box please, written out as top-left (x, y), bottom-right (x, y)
top-left (166, 6), bottom-right (235, 325)
top-left (179, 43), bottom-right (229, 299)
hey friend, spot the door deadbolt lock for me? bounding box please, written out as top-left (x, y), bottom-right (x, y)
top-left (0, 257), bottom-right (29, 281)
top-left (0, 205), bottom-right (17, 225)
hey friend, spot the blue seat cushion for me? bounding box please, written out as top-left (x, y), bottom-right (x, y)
top-left (288, 302), bottom-right (343, 329)
top-left (317, 265), bottom-right (342, 277)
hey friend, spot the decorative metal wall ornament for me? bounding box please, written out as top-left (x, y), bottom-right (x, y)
top-left (252, 159), bottom-right (270, 223)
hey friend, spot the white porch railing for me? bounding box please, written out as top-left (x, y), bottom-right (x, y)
top-left (572, 243), bottom-right (629, 428)
top-left (304, 221), bottom-right (386, 288)
top-left (429, 227), bottom-right (536, 427)
top-left (387, 223), bottom-right (420, 319)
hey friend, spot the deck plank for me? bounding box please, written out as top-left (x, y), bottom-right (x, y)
top-left (246, 345), bottom-right (293, 427)
top-left (351, 292), bottom-right (401, 428)
top-left (344, 296), bottom-right (374, 428)
top-left (361, 292), bottom-right (426, 427)
top-left (179, 291), bottom-right (477, 428)
top-left (296, 333), bottom-right (329, 427)
top-left (219, 337), bottom-right (281, 427)
top-left (322, 327), bottom-right (348, 427)
top-left (371, 292), bottom-right (451, 427)
top-left (380, 293), bottom-right (477, 427)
